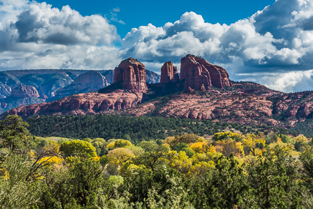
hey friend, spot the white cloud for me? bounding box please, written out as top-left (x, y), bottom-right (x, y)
top-left (112, 7), bottom-right (120, 13)
top-left (0, 0), bottom-right (29, 24)
top-left (0, 1), bottom-right (121, 70)
top-left (237, 70), bottom-right (313, 93)
top-left (13, 2), bottom-right (118, 45)
top-left (108, 7), bottom-right (125, 25)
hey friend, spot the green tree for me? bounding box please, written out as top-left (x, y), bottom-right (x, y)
top-left (39, 157), bottom-right (104, 208)
top-left (60, 140), bottom-right (97, 158)
top-left (247, 145), bottom-right (303, 208)
top-left (188, 154), bottom-right (249, 208)
top-left (135, 141), bottom-right (169, 172)
top-left (0, 153), bottom-right (40, 208)
top-left (300, 147), bottom-right (313, 194)
top-left (0, 115), bottom-right (31, 153)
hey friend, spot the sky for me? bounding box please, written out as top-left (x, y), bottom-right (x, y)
top-left (1, 0), bottom-right (313, 92)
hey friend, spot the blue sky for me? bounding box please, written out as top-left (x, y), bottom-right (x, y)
top-left (1, 0), bottom-right (313, 92)
top-left (36, 0), bottom-right (275, 38)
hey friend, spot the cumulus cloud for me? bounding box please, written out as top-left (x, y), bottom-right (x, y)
top-left (0, 0), bottom-right (121, 70)
top-left (236, 70), bottom-right (313, 93)
top-left (13, 2), bottom-right (118, 45)
top-left (0, 0), bottom-right (29, 24)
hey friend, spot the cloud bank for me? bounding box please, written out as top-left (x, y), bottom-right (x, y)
top-left (0, 1), bottom-right (122, 70)
top-left (1, 0), bottom-right (313, 92)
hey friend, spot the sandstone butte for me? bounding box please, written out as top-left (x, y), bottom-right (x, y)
top-left (113, 57), bottom-right (148, 92)
top-left (180, 54), bottom-right (232, 90)
top-left (3, 55), bottom-right (313, 129)
top-left (160, 61), bottom-right (179, 83)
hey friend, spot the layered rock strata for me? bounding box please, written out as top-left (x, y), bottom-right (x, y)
top-left (180, 55), bottom-right (232, 90)
top-left (5, 90), bottom-right (143, 119)
top-left (11, 84), bottom-right (39, 98)
top-left (113, 58), bottom-right (148, 92)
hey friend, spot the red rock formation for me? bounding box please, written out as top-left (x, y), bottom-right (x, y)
top-left (180, 55), bottom-right (232, 90)
top-left (11, 84), bottom-right (39, 98)
top-left (114, 58), bottom-right (148, 92)
top-left (160, 61), bottom-right (179, 83)
top-left (199, 60), bottom-right (232, 88)
top-left (5, 90), bottom-right (143, 119)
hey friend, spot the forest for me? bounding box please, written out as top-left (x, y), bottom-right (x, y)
top-left (26, 114), bottom-right (299, 142)
top-left (1, 115), bottom-right (313, 208)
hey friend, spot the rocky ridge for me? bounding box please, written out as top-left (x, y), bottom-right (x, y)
top-left (11, 84), bottom-right (40, 98)
top-left (55, 71), bottom-right (109, 99)
top-left (0, 69), bottom-right (160, 114)
top-left (7, 90), bottom-right (142, 118)
top-left (122, 83), bottom-right (313, 128)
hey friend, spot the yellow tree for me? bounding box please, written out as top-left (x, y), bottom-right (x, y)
top-left (107, 148), bottom-right (135, 166)
top-left (168, 151), bottom-right (193, 174)
top-left (215, 139), bottom-right (244, 157)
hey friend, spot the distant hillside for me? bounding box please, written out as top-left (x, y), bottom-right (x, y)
top-left (0, 69), bottom-right (160, 113)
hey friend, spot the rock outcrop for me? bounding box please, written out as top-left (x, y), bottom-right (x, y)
top-left (11, 84), bottom-right (39, 98)
top-left (55, 71), bottom-right (109, 98)
top-left (180, 55), bottom-right (232, 90)
top-left (114, 58), bottom-right (148, 92)
top-left (0, 84), bottom-right (11, 99)
top-left (5, 90), bottom-right (143, 119)
top-left (160, 61), bottom-right (179, 83)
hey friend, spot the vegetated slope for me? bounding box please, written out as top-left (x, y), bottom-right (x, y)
top-left (26, 114), bottom-right (295, 141)
top-left (4, 80), bottom-right (313, 133)
top-left (121, 82), bottom-right (313, 130)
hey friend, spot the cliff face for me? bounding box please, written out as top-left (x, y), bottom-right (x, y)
top-left (11, 84), bottom-right (40, 98)
top-left (197, 58), bottom-right (232, 88)
top-left (114, 58), bottom-right (148, 92)
top-left (160, 61), bottom-right (179, 83)
top-left (5, 90), bottom-right (143, 119)
top-left (180, 55), bottom-right (212, 90)
top-left (180, 55), bottom-right (232, 90)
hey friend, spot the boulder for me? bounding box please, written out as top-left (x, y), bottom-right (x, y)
top-left (113, 58), bottom-right (148, 92)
